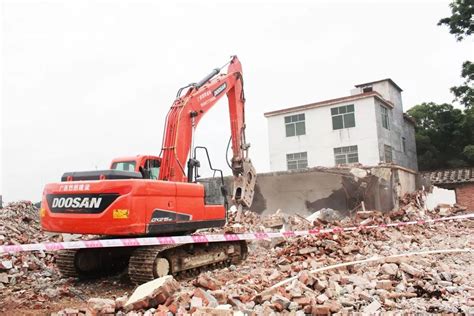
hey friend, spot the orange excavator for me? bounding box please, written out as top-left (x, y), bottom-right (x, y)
top-left (40, 56), bottom-right (256, 283)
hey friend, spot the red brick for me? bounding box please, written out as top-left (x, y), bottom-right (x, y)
top-left (456, 183), bottom-right (474, 211)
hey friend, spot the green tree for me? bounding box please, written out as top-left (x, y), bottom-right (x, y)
top-left (438, 0), bottom-right (473, 108)
top-left (408, 103), bottom-right (473, 170)
top-left (450, 61), bottom-right (473, 108)
top-left (464, 144), bottom-right (474, 163)
top-left (438, 0), bottom-right (473, 41)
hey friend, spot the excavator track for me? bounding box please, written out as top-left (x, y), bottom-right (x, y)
top-left (128, 245), bottom-right (178, 284)
top-left (56, 250), bottom-right (79, 278)
top-left (129, 240), bottom-right (248, 284)
top-left (55, 246), bottom-right (135, 279)
top-left (55, 240), bottom-right (248, 283)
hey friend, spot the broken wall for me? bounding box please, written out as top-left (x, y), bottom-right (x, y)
top-left (455, 183), bottom-right (474, 211)
top-left (214, 165), bottom-right (418, 215)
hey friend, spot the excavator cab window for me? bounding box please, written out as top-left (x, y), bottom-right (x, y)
top-left (143, 159), bottom-right (160, 180)
top-left (111, 161), bottom-right (136, 172)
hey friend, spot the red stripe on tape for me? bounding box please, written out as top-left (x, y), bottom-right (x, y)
top-left (224, 234), bottom-right (239, 241)
top-left (3, 245), bottom-right (23, 253)
top-left (122, 239), bottom-right (140, 247)
top-left (44, 243), bottom-right (64, 251)
top-left (84, 240), bottom-right (102, 248)
top-left (192, 235), bottom-right (209, 243)
top-left (157, 237), bottom-right (175, 245)
top-left (255, 232), bottom-right (269, 239)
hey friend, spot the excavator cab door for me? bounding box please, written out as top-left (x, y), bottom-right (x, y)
top-left (140, 159), bottom-right (161, 180)
top-left (143, 159), bottom-right (161, 180)
top-left (189, 146), bottom-right (227, 207)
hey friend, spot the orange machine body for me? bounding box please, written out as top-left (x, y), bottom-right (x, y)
top-left (41, 56), bottom-right (248, 237)
top-left (41, 178), bottom-right (225, 236)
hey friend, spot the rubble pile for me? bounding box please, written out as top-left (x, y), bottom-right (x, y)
top-left (391, 190), bottom-right (468, 221)
top-left (1, 192), bottom-right (473, 314)
top-left (54, 217), bottom-right (473, 315)
top-left (0, 201), bottom-right (70, 310)
top-left (52, 192), bottom-right (473, 315)
top-left (223, 208), bottom-right (265, 233)
top-left (219, 208), bottom-right (314, 234)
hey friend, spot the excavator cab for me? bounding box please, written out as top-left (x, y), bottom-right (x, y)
top-left (110, 156), bottom-right (161, 180)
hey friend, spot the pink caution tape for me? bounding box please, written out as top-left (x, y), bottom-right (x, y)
top-left (1, 213), bottom-right (473, 254)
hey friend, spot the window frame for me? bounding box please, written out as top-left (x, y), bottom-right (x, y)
top-left (284, 113), bottom-right (306, 137)
top-left (286, 151), bottom-right (308, 170)
top-left (381, 105), bottom-right (390, 130)
top-left (402, 137), bottom-right (406, 153)
top-left (331, 104), bottom-right (355, 130)
top-left (145, 159), bottom-right (161, 180)
top-left (333, 145), bottom-right (359, 165)
top-left (111, 161), bottom-right (136, 172)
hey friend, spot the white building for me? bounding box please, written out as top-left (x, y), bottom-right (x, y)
top-left (264, 79), bottom-right (418, 172)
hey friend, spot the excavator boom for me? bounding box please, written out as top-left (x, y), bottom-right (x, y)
top-left (159, 56), bottom-right (255, 207)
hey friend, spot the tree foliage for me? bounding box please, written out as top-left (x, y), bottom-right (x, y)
top-left (438, 0), bottom-right (474, 41)
top-left (451, 60), bottom-right (473, 108)
top-left (439, 1), bottom-right (473, 109)
top-left (408, 103), bottom-right (474, 170)
top-left (410, 2), bottom-right (474, 170)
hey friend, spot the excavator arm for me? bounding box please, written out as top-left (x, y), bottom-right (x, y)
top-left (159, 56), bottom-right (256, 208)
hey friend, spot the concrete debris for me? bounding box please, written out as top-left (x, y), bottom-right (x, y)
top-left (400, 262), bottom-right (423, 277)
top-left (0, 201), bottom-right (74, 310)
top-left (2, 190), bottom-right (474, 314)
top-left (194, 274), bottom-right (222, 291)
top-left (115, 295), bottom-right (128, 310)
top-left (350, 167), bottom-right (368, 179)
top-left (87, 298), bottom-right (115, 315)
top-left (193, 288), bottom-right (218, 307)
top-left (124, 275), bottom-right (180, 310)
top-left (315, 208), bottom-right (344, 224)
top-left (364, 299), bottom-right (382, 313)
top-left (381, 263), bottom-right (399, 276)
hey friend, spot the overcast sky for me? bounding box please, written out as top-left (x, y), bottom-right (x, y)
top-left (1, 0), bottom-right (473, 202)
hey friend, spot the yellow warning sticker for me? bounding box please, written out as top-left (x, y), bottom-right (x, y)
top-left (113, 209), bottom-right (129, 219)
top-left (40, 208), bottom-right (46, 218)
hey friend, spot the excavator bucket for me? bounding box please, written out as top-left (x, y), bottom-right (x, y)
top-left (232, 159), bottom-right (257, 208)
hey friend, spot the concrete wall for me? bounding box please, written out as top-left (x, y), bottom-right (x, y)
top-left (371, 81), bottom-right (418, 171)
top-left (402, 120), bottom-right (418, 171)
top-left (216, 165), bottom-right (418, 216)
top-left (266, 97), bottom-right (380, 171)
top-left (266, 80), bottom-right (418, 172)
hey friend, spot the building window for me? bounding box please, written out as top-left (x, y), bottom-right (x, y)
top-left (287, 152), bottom-right (308, 170)
top-left (402, 137), bottom-right (406, 153)
top-left (381, 106), bottom-right (390, 130)
top-left (331, 104), bottom-right (355, 130)
top-left (384, 145), bottom-right (393, 162)
top-left (284, 114), bottom-right (306, 137)
top-left (334, 145), bottom-right (359, 164)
